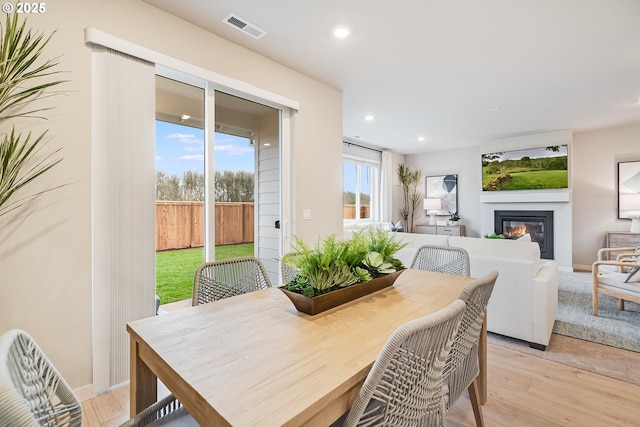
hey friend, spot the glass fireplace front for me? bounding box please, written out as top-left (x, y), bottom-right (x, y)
top-left (494, 210), bottom-right (554, 259)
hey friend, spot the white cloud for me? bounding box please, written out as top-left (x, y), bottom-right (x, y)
top-left (184, 145), bottom-right (205, 152)
top-left (167, 133), bottom-right (201, 144)
top-left (177, 154), bottom-right (204, 162)
top-left (214, 144), bottom-right (253, 156)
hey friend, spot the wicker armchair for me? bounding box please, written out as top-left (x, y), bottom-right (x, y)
top-left (340, 299), bottom-right (466, 427)
top-left (193, 256), bottom-right (272, 306)
top-left (443, 271), bottom-right (498, 427)
top-left (0, 329), bottom-right (192, 427)
top-left (410, 245), bottom-right (470, 276)
top-left (592, 247), bottom-right (640, 316)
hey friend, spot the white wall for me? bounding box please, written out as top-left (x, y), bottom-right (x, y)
top-left (479, 130), bottom-right (573, 271)
top-left (407, 130), bottom-right (574, 271)
top-left (0, 0), bottom-right (343, 395)
top-left (572, 122), bottom-right (640, 270)
top-left (407, 147), bottom-right (482, 237)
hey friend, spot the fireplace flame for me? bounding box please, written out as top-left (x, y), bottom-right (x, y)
top-left (505, 225), bottom-right (528, 237)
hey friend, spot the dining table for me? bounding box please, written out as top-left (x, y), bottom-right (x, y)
top-left (127, 268), bottom-right (486, 426)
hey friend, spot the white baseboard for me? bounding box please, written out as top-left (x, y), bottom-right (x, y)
top-left (74, 384), bottom-right (96, 402)
top-left (571, 264), bottom-right (592, 272)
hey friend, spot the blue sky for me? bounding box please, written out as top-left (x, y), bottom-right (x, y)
top-left (155, 121), bottom-right (254, 175)
top-left (343, 162), bottom-right (370, 195)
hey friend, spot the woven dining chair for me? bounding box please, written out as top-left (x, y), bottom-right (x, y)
top-left (0, 329), bottom-right (193, 427)
top-left (340, 299), bottom-right (466, 427)
top-left (442, 270), bottom-right (498, 427)
top-left (193, 256), bottom-right (272, 306)
top-left (0, 329), bottom-right (82, 427)
top-left (410, 245), bottom-right (470, 276)
top-left (281, 252), bottom-right (300, 285)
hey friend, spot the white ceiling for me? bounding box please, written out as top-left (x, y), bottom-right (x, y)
top-left (144, 0), bottom-right (640, 154)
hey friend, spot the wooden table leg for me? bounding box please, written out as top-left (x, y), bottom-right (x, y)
top-left (478, 313), bottom-right (487, 405)
top-left (129, 335), bottom-right (157, 417)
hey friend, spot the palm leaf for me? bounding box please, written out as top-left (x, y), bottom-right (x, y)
top-left (0, 129), bottom-right (62, 215)
top-left (0, 12), bottom-right (65, 218)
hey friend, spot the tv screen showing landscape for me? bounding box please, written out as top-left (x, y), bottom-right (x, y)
top-left (482, 145), bottom-right (568, 191)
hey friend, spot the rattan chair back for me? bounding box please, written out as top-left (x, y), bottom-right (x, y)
top-left (0, 329), bottom-right (192, 427)
top-left (342, 299), bottom-right (466, 427)
top-left (443, 270), bottom-right (498, 426)
top-left (281, 252), bottom-right (300, 285)
top-left (0, 329), bottom-right (83, 427)
top-left (193, 256), bottom-right (272, 306)
top-left (410, 245), bottom-right (470, 276)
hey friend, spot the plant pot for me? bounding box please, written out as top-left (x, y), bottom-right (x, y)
top-left (280, 269), bottom-right (405, 315)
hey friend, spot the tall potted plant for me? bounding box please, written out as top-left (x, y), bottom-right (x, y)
top-left (397, 164), bottom-right (422, 233)
top-left (0, 12), bottom-right (64, 219)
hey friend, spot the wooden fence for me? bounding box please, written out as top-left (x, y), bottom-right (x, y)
top-left (343, 204), bottom-right (371, 219)
top-left (156, 201), bottom-right (254, 251)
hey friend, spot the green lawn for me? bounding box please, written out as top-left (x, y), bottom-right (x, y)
top-left (482, 168), bottom-right (568, 190)
top-left (156, 243), bottom-right (254, 304)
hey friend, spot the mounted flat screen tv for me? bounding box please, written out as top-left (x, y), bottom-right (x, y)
top-left (481, 145), bottom-right (568, 191)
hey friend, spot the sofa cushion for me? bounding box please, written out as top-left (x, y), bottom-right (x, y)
top-left (390, 233), bottom-right (450, 267)
top-left (449, 236), bottom-right (540, 274)
top-left (600, 272), bottom-right (640, 296)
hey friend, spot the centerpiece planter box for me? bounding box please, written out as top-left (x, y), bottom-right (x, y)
top-left (280, 270), bottom-right (405, 315)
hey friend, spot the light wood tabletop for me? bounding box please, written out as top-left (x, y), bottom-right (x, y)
top-left (127, 268), bottom-right (483, 426)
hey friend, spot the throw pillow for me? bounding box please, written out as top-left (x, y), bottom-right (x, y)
top-left (516, 233), bottom-right (532, 242)
top-left (625, 267), bottom-right (640, 283)
top-left (624, 245), bottom-right (640, 283)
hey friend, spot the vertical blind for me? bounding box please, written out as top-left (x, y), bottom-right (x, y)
top-left (91, 47), bottom-right (156, 391)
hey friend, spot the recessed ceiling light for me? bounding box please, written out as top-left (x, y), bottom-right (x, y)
top-left (418, 136), bottom-right (425, 142)
top-left (364, 115), bottom-right (374, 122)
top-left (263, 143), bottom-right (271, 147)
top-left (333, 25), bottom-right (350, 38)
top-left (180, 114), bottom-right (191, 120)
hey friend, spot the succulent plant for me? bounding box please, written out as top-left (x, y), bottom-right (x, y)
top-left (362, 251), bottom-right (396, 276)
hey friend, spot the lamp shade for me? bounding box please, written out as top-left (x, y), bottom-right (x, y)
top-left (424, 198), bottom-right (442, 211)
top-left (619, 193), bottom-right (640, 213)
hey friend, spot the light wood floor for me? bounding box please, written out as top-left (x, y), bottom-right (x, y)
top-left (82, 341), bottom-right (640, 427)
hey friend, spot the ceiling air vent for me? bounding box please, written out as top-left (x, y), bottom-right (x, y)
top-left (223, 14), bottom-right (267, 40)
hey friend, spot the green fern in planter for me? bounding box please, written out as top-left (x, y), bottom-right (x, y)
top-left (282, 229), bottom-right (407, 296)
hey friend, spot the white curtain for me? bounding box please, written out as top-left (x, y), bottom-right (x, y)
top-left (380, 150), bottom-right (394, 222)
top-left (91, 46), bottom-right (156, 392)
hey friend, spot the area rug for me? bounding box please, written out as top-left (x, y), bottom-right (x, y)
top-left (553, 270), bottom-right (640, 352)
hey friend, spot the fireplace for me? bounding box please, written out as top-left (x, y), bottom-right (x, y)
top-left (494, 210), bottom-right (554, 259)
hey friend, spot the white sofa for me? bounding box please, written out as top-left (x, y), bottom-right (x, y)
top-left (343, 226), bottom-right (558, 349)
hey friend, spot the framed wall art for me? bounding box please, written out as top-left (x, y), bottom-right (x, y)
top-left (618, 160), bottom-right (640, 219)
top-left (425, 174), bottom-right (457, 215)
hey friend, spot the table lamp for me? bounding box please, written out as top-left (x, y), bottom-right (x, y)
top-left (619, 193), bottom-right (640, 233)
top-left (424, 198), bottom-right (442, 225)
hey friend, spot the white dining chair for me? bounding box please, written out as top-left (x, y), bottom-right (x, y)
top-left (339, 299), bottom-right (466, 427)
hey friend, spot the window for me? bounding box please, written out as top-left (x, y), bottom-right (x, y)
top-left (343, 143), bottom-right (381, 223)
